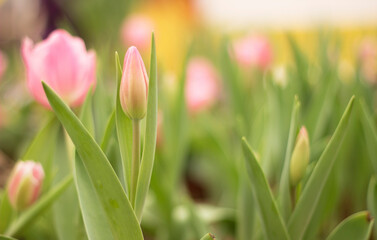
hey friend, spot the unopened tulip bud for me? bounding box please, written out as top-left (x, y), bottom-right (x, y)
top-left (7, 161), bottom-right (44, 211)
top-left (120, 46), bottom-right (149, 120)
top-left (290, 127), bottom-right (310, 186)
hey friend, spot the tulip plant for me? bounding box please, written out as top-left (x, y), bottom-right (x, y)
top-left (0, 26), bottom-right (377, 240)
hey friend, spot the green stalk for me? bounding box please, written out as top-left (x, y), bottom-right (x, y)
top-left (131, 120), bottom-right (141, 208)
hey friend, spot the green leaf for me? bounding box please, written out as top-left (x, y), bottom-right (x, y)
top-left (0, 193), bottom-right (13, 234)
top-left (367, 177), bottom-right (377, 240)
top-left (5, 176), bottom-right (72, 236)
top-left (134, 33), bottom-right (158, 221)
top-left (241, 138), bottom-right (290, 240)
top-left (200, 233), bottom-right (216, 240)
top-left (75, 88), bottom-right (114, 240)
top-left (100, 110), bottom-right (116, 152)
top-left (288, 96), bottom-right (355, 240)
top-left (22, 116), bottom-right (59, 190)
top-left (42, 82), bottom-right (143, 239)
top-left (0, 235), bottom-right (17, 240)
top-left (53, 134), bottom-right (80, 240)
top-left (115, 51), bottom-right (133, 194)
top-left (75, 155), bottom-right (114, 240)
top-left (326, 211), bottom-right (373, 240)
top-left (359, 100), bottom-right (377, 174)
top-left (278, 96), bottom-right (300, 221)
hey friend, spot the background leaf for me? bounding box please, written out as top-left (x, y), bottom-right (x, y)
top-left (241, 138), bottom-right (290, 240)
top-left (326, 211), bottom-right (373, 240)
top-left (288, 96), bottom-right (355, 240)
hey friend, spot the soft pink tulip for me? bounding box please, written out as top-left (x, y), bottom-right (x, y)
top-left (233, 35), bottom-right (273, 69)
top-left (121, 15), bottom-right (154, 51)
top-left (21, 29), bottom-right (96, 108)
top-left (0, 51), bottom-right (7, 81)
top-left (7, 161), bottom-right (44, 210)
top-left (185, 57), bottom-right (220, 113)
top-left (358, 38), bottom-right (377, 84)
top-left (120, 46), bottom-right (149, 120)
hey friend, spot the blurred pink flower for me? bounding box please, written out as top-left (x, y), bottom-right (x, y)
top-left (21, 29), bottom-right (96, 108)
top-left (358, 38), bottom-right (377, 84)
top-left (185, 57), bottom-right (220, 113)
top-left (120, 46), bottom-right (149, 120)
top-left (233, 35), bottom-right (273, 69)
top-left (7, 161), bottom-right (44, 210)
top-left (0, 51), bottom-right (7, 81)
top-left (121, 14), bottom-right (154, 51)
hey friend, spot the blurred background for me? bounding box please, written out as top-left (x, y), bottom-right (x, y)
top-left (1, 0), bottom-right (377, 239)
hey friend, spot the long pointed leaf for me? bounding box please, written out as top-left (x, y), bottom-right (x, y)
top-left (135, 33), bottom-right (158, 221)
top-left (241, 138), bottom-right (290, 240)
top-left (115, 51), bottom-right (133, 195)
top-left (367, 177), bottom-right (377, 240)
top-left (42, 82), bottom-right (143, 239)
top-left (326, 211), bottom-right (373, 240)
top-left (278, 96), bottom-right (300, 220)
top-left (288, 96), bottom-right (355, 240)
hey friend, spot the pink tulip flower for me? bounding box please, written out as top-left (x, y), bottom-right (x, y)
top-left (21, 29), bottom-right (96, 108)
top-left (120, 46), bottom-right (149, 120)
top-left (0, 51), bottom-right (7, 81)
top-left (7, 161), bottom-right (45, 210)
top-left (121, 14), bottom-right (154, 51)
top-left (358, 38), bottom-right (377, 84)
top-left (233, 35), bottom-right (273, 70)
top-left (185, 57), bottom-right (220, 114)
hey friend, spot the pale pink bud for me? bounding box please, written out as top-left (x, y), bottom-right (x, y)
top-left (120, 46), bottom-right (149, 120)
top-left (0, 51), bottom-right (7, 82)
top-left (233, 35), bottom-right (273, 69)
top-left (121, 14), bottom-right (154, 51)
top-left (21, 29), bottom-right (96, 108)
top-left (7, 161), bottom-right (45, 211)
top-left (290, 127), bottom-right (310, 186)
top-left (185, 57), bottom-right (220, 114)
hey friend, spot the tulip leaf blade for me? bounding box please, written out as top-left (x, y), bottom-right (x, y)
top-left (241, 138), bottom-right (290, 240)
top-left (75, 155), bottom-right (114, 240)
top-left (288, 96), bottom-right (355, 240)
top-left (326, 211), bottom-right (373, 240)
top-left (115, 51), bottom-right (133, 195)
top-left (359, 99), bottom-right (377, 174)
top-left (0, 235), bottom-right (17, 240)
top-left (367, 176), bottom-right (377, 240)
top-left (278, 95), bottom-right (300, 221)
top-left (0, 193), bottom-right (12, 234)
top-left (200, 233), bottom-right (216, 240)
top-left (74, 91), bottom-right (115, 240)
top-left (134, 33), bottom-right (158, 220)
top-left (42, 82), bottom-right (143, 240)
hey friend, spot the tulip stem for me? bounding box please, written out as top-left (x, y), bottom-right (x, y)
top-left (131, 119), bottom-right (141, 208)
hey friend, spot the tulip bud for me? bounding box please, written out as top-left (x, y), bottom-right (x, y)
top-left (290, 127), bottom-right (310, 186)
top-left (120, 46), bottom-right (149, 120)
top-left (7, 161), bottom-right (44, 211)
